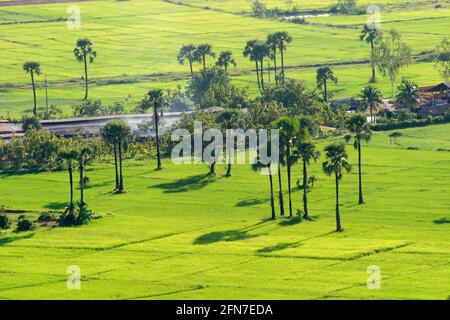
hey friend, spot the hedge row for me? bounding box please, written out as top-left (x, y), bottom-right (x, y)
top-left (371, 113), bottom-right (450, 131)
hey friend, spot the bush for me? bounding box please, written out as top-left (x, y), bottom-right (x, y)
top-left (16, 216), bottom-right (35, 232)
top-left (22, 117), bottom-right (42, 132)
top-left (371, 113), bottom-right (450, 131)
top-left (58, 203), bottom-right (93, 227)
top-left (0, 213), bottom-right (11, 229)
top-left (72, 99), bottom-right (108, 117)
top-left (37, 211), bottom-right (57, 222)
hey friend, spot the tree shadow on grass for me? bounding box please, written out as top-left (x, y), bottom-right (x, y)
top-left (434, 218), bottom-right (450, 224)
top-left (256, 241), bottom-right (301, 254)
top-left (193, 230), bottom-right (257, 245)
top-left (278, 216), bottom-right (302, 226)
top-left (44, 202), bottom-right (67, 210)
top-left (0, 232), bottom-right (34, 246)
top-left (151, 173), bottom-right (220, 193)
top-left (235, 198), bottom-right (267, 207)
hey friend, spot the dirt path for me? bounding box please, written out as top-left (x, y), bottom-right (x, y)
top-left (0, 0), bottom-right (92, 7)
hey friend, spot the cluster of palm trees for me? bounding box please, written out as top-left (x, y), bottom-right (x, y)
top-left (23, 38), bottom-right (96, 117)
top-left (177, 44), bottom-right (236, 77)
top-left (257, 113), bottom-right (372, 232)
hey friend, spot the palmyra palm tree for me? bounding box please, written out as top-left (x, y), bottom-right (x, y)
top-left (360, 85), bottom-right (382, 123)
top-left (360, 25), bottom-right (381, 82)
top-left (316, 66), bottom-right (338, 103)
top-left (216, 51), bottom-right (236, 74)
top-left (195, 43), bottom-right (215, 68)
top-left (216, 110), bottom-right (241, 177)
top-left (395, 79), bottom-right (420, 111)
top-left (78, 147), bottom-right (92, 207)
top-left (322, 143), bottom-right (352, 232)
top-left (148, 89), bottom-right (164, 170)
top-left (244, 40), bottom-right (269, 94)
top-left (23, 61), bottom-right (41, 117)
top-left (294, 142), bottom-right (320, 219)
top-left (59, 147), bottom-right (79, 214)
top-left (73, 38), bottom-right (96, 100)
top-left (252, 155), bottom-right (276, 220)
top-left (177, 44), bottom-right (198, 78)
top-left (274, 31), bottom-right (292, 83)
top-left (345, 113), bottom-right (371, 205)
top-left (266, 33), bottom-right (279, 83)
top-left (101, 120), bottom-right (132, 193)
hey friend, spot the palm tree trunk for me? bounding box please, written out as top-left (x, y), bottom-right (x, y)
top-left (154, 102), bottom-right (161, 170)
top-left (83, 53), bottom-right (88, 100)
top-left (302, 159), bottom-right (308, 219)
top-left (277, 161), bottom-right (285, 216)
top-left (370, 40), bottom-right (376, 82)
top-left (226, 163), bottom-right (232, 177)
top-left (358, 141), bottom-right (364, 204)
top-left (209, 161), bottom-right (216, 175)
top-left (113, 144), bottom-right (119, 190)
top-left (286, 144), bottom-right (292, 218)
top-left (273, 49), bottom-right (278, 84)
top-left (280, 48), bottom-right (285, 83)
top-left (202, 55), bottom-right (206, 68)
top-left (260, 59), bottom-right (265, 92)
top-left (189, 60), bottom-right (194, 78)
top-left (69, 164), bottom-right (74, 213)
top-left (268, 162), bottom-right (276, 220)
top-left (118, 140), bottom-right (124, 192)
top-left (335, 172), bottom-right (342, 232)
top-left (31, 71), bottom-right (37, 117)
top-left (324, 79), bottom-right (328, 103)
top-left (79, 163), bottom-right (84, 207)
top-left (370, 106), bottom-right (373, 123)
top-left (255, 61), bottom-right (262, 94)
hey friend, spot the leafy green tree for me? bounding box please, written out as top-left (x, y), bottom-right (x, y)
top-left (316, 66), bottom-right (338, 103)
top-left (372, 30), bottom-right (412, 98)
top-left (23, 61), bottom-right (41, 117)
top-left (59, 147), bottom-right (79, 214)
top-left (148, 89), bottom-right (165, 170)
top-left (72, 99), bottom-right (107, 117)
top-left (216, 51), bottom-right (236, 74)
top-left (293, 142), bottom-right (320, 219)
top-left (434, 38), bottom-right (450, 81)
top-left (360, 25), bottom-right (381, 82)
top-left (245, 101), bottom-right (285, 129)
top-left (100, 120), bottom-right (133, 193)
top-left (360, 85), bottom-right (382, 122)
top-left (178, 44), bottom-right (199, 78)
top-left (195, 44), bottom-right (215, 68)
top-left (395, 79), bottom-right (420, 110)
top-left (73, 38), bottom-right (96, 100)
top-left (345, 113), bottom-right (371, 205)
top-left (322, 143), bottom-right (352, 232)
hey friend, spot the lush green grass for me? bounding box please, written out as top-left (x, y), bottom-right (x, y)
top-left (0, 124), bottom-right (449, 299)
top-left (0, 0), bottom-right (449, 118)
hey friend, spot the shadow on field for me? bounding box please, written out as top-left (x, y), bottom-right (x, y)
top-left (44, 202), bottom-right (66, 210)
top-left (256, 241), bottom-right (301, 253)
top-left (278, 216), bottom-right (304, 226)
top-left (235, 198), bottom-right (266, 207)
top-left (151, 173), bottom-right (220, 193)
top-left (193, 230), bottom-right (257, 245)
top-left (0, 232), bottom-right (34, 246)
top-left (434, 218), bottom-right (450, 224)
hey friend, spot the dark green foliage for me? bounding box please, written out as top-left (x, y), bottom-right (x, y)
top-left (22, 117), bottom-right (42, 131)
top-left (72, 99), bottom-right (108, 117)
top-left (16, 216), bottom-right (35, 232)
top-left (37, 211), bottom-right (58, 222)
top-left (58, 202), bottom-right (93, 227)
top-left (372, 113), bottom-right (450, 131)
top-left (0, 213), bottom-right (11, 229)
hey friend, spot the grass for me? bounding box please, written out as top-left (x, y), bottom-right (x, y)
top-left (0, 0), bottom-right (449, 118)
top-left (0, 123), bottom-right (449, 299)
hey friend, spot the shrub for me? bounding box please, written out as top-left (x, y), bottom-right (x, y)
top-left (0, 213), bottom-right (11, 229)
top-left (16, 216), bottom-right (35, 232)
top-left (22, 117), bottom-right (42, 132)
top-left (58, 203), bottom-right (93, 227)
top-left (37, 211), bottom-right (57, 222)
top-left (72, 99), bottom-right (108, 117)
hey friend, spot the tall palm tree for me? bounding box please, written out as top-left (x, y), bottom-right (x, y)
top-left (266, 33), bottom-right (279, 83)
top-left (78, 147), bottom-right (92, 207)
top-left (360, 25), bottom-right (381, 82)
top-left (216, 110), bottom-right (241, 177)
top-left (148, 89), bottom-right (164, 170)
top-left (59, 148), bottom-right (79, 214)
top-left (216, 51), bottom-right (236, 74)
top-left (195, 43), bottom-right (215, 68)
top-left (316, 66), bottom-right (338, 103)
top-left (395, 79), bottom-right (420, 111)
top-left (244, 40), bottom-right (269, 93)
top-left (294, 142), bottom-right (320, 220)
top-left (322, 143), bottom-right (352, 232)
top-left (73, 38), bottom-right (96, 100)
top-left (244, 40), bottom-right (262, 94)
top-left (274, 31), bottom-right (292, 83)
top-left (360, 85), bottom-right (382, 123)
top-left (345, 113), bottom-right (371, 205)
top-left (23, 61), bottom-right (41, 117)
top-left (273, 117), bottom-right (301, 218)
top-left (101, 120), bottom-right (132, 193)
top-left (252, 156), bottom-right (276, 220)
top-left (177, 44), bottom-right (198, 78)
